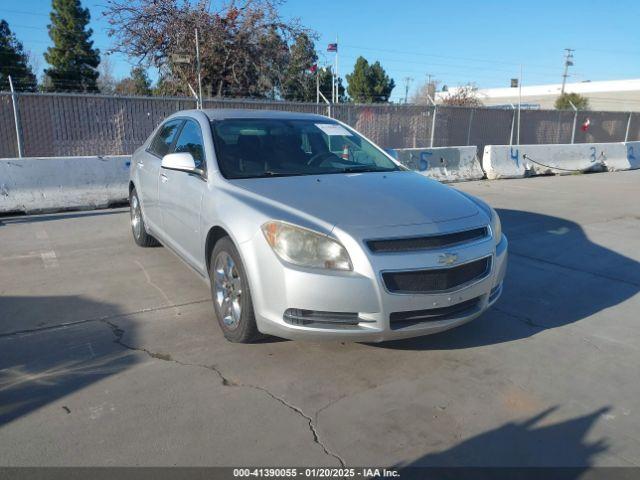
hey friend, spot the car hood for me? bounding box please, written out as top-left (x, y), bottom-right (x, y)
top-left (231, 171), bottom-right (479, 228)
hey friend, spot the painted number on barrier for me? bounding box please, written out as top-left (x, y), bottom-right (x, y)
top-left (510, 147), bottom-right (519, 168)
top-left (628, 146), bottom-right (636, 162)
top-left (590, 146), bottom-right (597, 163)
top-left (419, 151), bottom-right (432, 171)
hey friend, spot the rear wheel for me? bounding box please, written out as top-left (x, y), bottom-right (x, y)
top-left (209, 237), bottom-right (261, 343)
top-left (130, 188), bottom-right (160, 247)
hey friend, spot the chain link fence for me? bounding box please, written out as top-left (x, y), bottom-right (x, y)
top-left (1, 91), bottom-right (638, 158)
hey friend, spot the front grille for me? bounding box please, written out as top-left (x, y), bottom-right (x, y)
top-left (367, 227), bottom-right (487, 254)
top-left (390, 296), bottom-right (481, 329)
top-left (382, 257), bottom-right (491, 293)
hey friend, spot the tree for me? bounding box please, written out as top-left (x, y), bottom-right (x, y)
top-left (115, 66), bottom-right (152, 96)
top-left (98, 55), bottom-right (117, 93)
top-left (281, 33), bottom-right (317, 101)
top-left (0, 19), bottom-right (37, 91)
top-left (555, 92), bottom-right (589, 110)
top-left (440, 84), bottom-right (484, 107)
top-left (44, 0), bottom-right (101, 92)
top-left (104, 0), bottom-right (311, 98)
top-left (345, 56), bottom-right (394, 103)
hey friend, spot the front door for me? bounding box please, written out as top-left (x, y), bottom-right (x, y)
top-left (158, 119), bottom-right (208, 272)
top-left (140, 119), bottom-right (183, 230)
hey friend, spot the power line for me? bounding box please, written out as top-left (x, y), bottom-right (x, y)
top-left (341, 43), bottom-right (560, 72)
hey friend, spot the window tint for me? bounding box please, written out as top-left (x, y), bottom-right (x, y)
top-left (174, 120), bottom-right (206, 170)
top-left (149, 120), bottom-right (182, 157)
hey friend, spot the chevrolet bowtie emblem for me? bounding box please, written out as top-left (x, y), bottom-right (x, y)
top-left (438, 253), bottom-right (459, 266)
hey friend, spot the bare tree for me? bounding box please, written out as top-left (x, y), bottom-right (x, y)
top-left (410, 79), bottom-right (440, 105)
top-left (98, 55), bottom-right (117, 93)
top-left (439, 84), bottom-right (484, 107)
top-left (103, 0), bottom-right (311, 98)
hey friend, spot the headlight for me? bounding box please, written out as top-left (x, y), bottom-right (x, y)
top-left (489, 207), bottom-right (502, 246)
top-left (261, 221), bottom-right (353, 271)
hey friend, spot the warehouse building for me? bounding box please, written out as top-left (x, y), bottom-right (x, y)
top-left (437, 79), bottom-right (640, 111)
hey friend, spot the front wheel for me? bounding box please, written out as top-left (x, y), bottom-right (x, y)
top-left (130, 188), bottom-right (160, 247)
top-left (209, 237), bottom-right (261, 343)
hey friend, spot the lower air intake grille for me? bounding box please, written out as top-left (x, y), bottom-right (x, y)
top-left (390, 296), bottom-right (481, 329)
top-left (283, 308), bottom-right (360, 327)
top-left (383, 256), bottom-right (491, 293)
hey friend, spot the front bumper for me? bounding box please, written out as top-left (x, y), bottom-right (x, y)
top-left (241, 230), bottom-right (508, 342)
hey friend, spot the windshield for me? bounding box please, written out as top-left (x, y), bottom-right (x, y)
top-left (211, 118), bottom-right (400, 179)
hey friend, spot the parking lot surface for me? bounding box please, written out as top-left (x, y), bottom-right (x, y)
top-left (1, 171), bottom-right (639, 467)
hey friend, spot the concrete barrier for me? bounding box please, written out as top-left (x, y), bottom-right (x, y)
top-left (392, 146), bottom-right (484, 182)
top-left (483, 142), bottom-right (640, 179)
top-left (0, 156), bottom-right (131, 214)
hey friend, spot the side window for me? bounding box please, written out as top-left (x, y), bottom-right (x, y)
top-left (149, 119), bottom-right (183, 158)
top-left (173, 120), bottom-right (206, 171)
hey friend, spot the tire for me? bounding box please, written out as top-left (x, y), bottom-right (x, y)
top-left (209, 237), bottom-right (261, 343)
top-left (130, 188), bottom-right (160, 247)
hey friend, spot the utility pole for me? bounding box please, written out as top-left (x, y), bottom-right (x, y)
top-left (561, 48), bottom-right (574, 95)
top-left (426, 73), bottom-right (433, 98)
top-left (335, 35), bottom-right (339, 104)
top-left (195, 28), bottom-right (203, 109)
top-left (403, 77), bottom-right (413, 104)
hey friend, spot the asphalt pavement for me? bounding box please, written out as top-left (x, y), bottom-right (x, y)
top-left (1, 171), bottom-right (639, 467)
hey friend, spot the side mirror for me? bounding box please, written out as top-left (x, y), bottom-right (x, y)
top-left (161, 152), bottom-right (202, 175)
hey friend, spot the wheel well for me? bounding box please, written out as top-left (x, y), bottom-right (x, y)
top-left (205, 226), bottom-right (230, 272)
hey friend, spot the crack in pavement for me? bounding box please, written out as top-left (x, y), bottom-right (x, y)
top-left (101, 319), bottom-right (346, 467)
top-left (0, 299), bottom-right (210, 339)
top-left (493, 306), bottom-right (549, 330)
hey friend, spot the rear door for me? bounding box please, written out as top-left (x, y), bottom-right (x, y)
top-left (139, 119), bottom-right (183, 231)
top-left (158, 119), bottom-right (208, 270)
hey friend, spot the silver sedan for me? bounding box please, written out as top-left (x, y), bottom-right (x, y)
top-left (129, 109), bottom-right (507, 343)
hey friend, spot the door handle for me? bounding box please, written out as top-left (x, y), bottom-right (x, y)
top-left (160, 173), bottom-right (168, 183)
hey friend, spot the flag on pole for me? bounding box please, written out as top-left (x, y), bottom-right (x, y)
top-left (581, 118), bottom-right (591, 132)
top-left (327, 43), bottom-right (338, 52)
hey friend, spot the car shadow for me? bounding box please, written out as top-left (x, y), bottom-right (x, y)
top-left (399, 406), bottom-right (610, 473)
top-left (0, 295), bottom-right (140, 427)
top-left (372, 208), bottom-right (639, 351)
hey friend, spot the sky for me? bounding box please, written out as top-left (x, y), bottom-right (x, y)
top-left (2, 0), bottom-right (640, 102)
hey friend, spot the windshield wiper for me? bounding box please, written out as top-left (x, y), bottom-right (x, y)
top-left (339, 165), bottom-right (397, 173)
top-left (257, 171), bottom-right (309, 178)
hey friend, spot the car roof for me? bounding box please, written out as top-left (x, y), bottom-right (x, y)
top-left (186, 108), bottom-right (333, 122)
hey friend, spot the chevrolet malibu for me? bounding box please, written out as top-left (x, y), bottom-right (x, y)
top-left (129, 109), bottom-right (507, 343)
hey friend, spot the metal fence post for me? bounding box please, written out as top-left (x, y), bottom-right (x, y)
top-left (466, 108), bottom-right (474, 146)
top-left (569, 100), bottom-right (578, 144)
top-left (8, 75), bottom-right (24, 158)
top-left (430, 105), bottom-right (437, 148)
top-left (509, 104), bottom-right (516, 146)
top-left (625, 112), bottom-right (632, 142)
